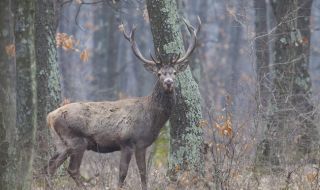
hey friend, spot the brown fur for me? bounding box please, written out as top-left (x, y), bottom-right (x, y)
top-left (45, 80), bottom-right (175, 190)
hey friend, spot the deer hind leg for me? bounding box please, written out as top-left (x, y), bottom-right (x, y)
top-left (67, 138), bottom-right (87, 188)
top-left (118, 147), bottom-right (133, 188)
top-left (135, 148), bottom-right (147, 190)
top-left (46, 149), bottom-right (69, 176)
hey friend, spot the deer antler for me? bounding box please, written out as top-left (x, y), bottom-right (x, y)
top-left (122, 24), bottom-right (157, 66)
top-left (175, 16), bottom-right (201, 64)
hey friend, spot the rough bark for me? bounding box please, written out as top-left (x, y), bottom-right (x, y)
top-left (146, 0), bottom-right (204, 180)
top-left (12, 0), bottom-right (37, 188)
top-left (0, 0), bottom-right (17, 189)
top-left (35, 0), bottom-right (61, 169)
top-left (257, 0), bottom-right (319, 170)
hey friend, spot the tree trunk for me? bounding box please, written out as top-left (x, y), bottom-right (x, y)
top-left (0, 0), bottom-right (17, 189)
top-left (258, 0), bottom-right (319, 170)
top-left (226, 2), bottom-right (242, 112)
top-left (146, 0), bottom-right (204, 181)
top-left (12, 0), bottom-right (37, 188)
top-left (35, 0), bottom-right (61, 172)
top-left (92, 6), bottom-right (120, 100)
top-left (254, 0), bottom-right (272, 169)
top-left (254, 0), bottom-right (270, 112)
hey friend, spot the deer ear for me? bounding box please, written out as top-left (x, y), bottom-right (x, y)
top-left (142, 63), bottom-right (159, 74)
top-left (174, 62), bottom-right (189, 72)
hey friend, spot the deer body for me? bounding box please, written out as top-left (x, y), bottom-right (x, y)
top-left (46, 18), bottom-right (200, 190)
top-left (48, 82), bottom-right (174, 154)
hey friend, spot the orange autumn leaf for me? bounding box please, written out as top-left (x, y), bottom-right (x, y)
top-left (302, 36), bottom-right (309, 45)
top-left (56, 33), bottom-right (75, 50)
top-left (306, 172), bottom-right (317, 183)
top-left (63, 37), bottom-right (74, 50)
top-left (5, 44), bottom-right (15, 58)
top-left (56, 33), bottom-right (68, 47)
top-left (215, 118), bottom-right (232, 137)
top-left (80, 49), bottom-right (89, 62)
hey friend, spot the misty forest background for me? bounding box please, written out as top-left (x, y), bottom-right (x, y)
top-left (2, 0), bottom-right (320, 189)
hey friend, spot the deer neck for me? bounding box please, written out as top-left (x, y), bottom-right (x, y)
top-left (149, 80), bottom-right (176, 117)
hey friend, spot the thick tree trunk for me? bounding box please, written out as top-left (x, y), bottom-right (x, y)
top-left (12, 0), bottom-right (37, 188)
top-left (35, 0), bottom-right (61, 171)
top-left (146, 0), bottom-right (204, 181)
top-left (0, 0), bottom-right (17, 189)
top-left (257, 0), bottom-right (318, 170)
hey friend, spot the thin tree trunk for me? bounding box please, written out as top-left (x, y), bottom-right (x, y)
top-left (146, 0), bottom-right (204, 182)
top-left (92, 5), bottom-right (120, 100)
top-left (227, 9), bottom-right (242, 110)
top-left (254, 0), bottom-right (272, 169)
top-left (12, 0), bottom-right (37, 188)
top-left (254, 0), bottom-right (270, 112)
top-left (0, 0), bottom-right (17, 189)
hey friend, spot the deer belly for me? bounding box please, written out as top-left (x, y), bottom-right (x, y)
top-left (87, 138), bottom-right (120, 153)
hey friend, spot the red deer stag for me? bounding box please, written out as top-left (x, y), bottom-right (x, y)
top-left (45, 17), bottom-right (201, 190)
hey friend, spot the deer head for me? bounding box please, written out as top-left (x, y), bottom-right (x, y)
top-left (123, 17), bottom-right (201, 93)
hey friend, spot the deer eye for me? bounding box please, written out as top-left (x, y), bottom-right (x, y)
top-left (173, 71), bottom-right (177, 75)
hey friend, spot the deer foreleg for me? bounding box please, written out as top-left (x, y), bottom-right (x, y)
top-left (135, 148), bottom-right (147, 190)
top-left (118, 147), bottom-right (133, 188)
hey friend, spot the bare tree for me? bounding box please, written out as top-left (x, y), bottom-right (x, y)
top-left (257, 0), bottom-right (319, 170)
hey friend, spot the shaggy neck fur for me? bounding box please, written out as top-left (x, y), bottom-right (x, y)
top-left (149, 80), bottom-right (176, 117)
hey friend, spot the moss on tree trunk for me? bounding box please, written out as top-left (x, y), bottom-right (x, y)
top-left (12, 0), bottom-right (37, 188)
top-left (34, 0), bottom-right (61, 172)
top-left (146, 0), bottom-right (204, 180)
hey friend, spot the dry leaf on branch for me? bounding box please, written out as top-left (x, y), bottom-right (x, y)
top-left (80, 49), bottom-right (89, 62)
top-left (5, 44), bottom-right (15, 58)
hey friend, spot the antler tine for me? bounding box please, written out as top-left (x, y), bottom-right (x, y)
top-left (196, 16), bottom-right (202, 34)
top-left (176, 17), bottom-right (201, 64)
top-left (169, 55), bottom-right (174, 63)
top-left (172, 53), bottom-right (181, 64)
top-left (149, 51), bottom-right (160, 64)
top-left (122, 22), bottom-right (132, 41)
top-left (122, 24), bottom-right (156, 65)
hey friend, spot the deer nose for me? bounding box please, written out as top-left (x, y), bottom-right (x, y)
top-left (164, 78), bottom-right (173, 86)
